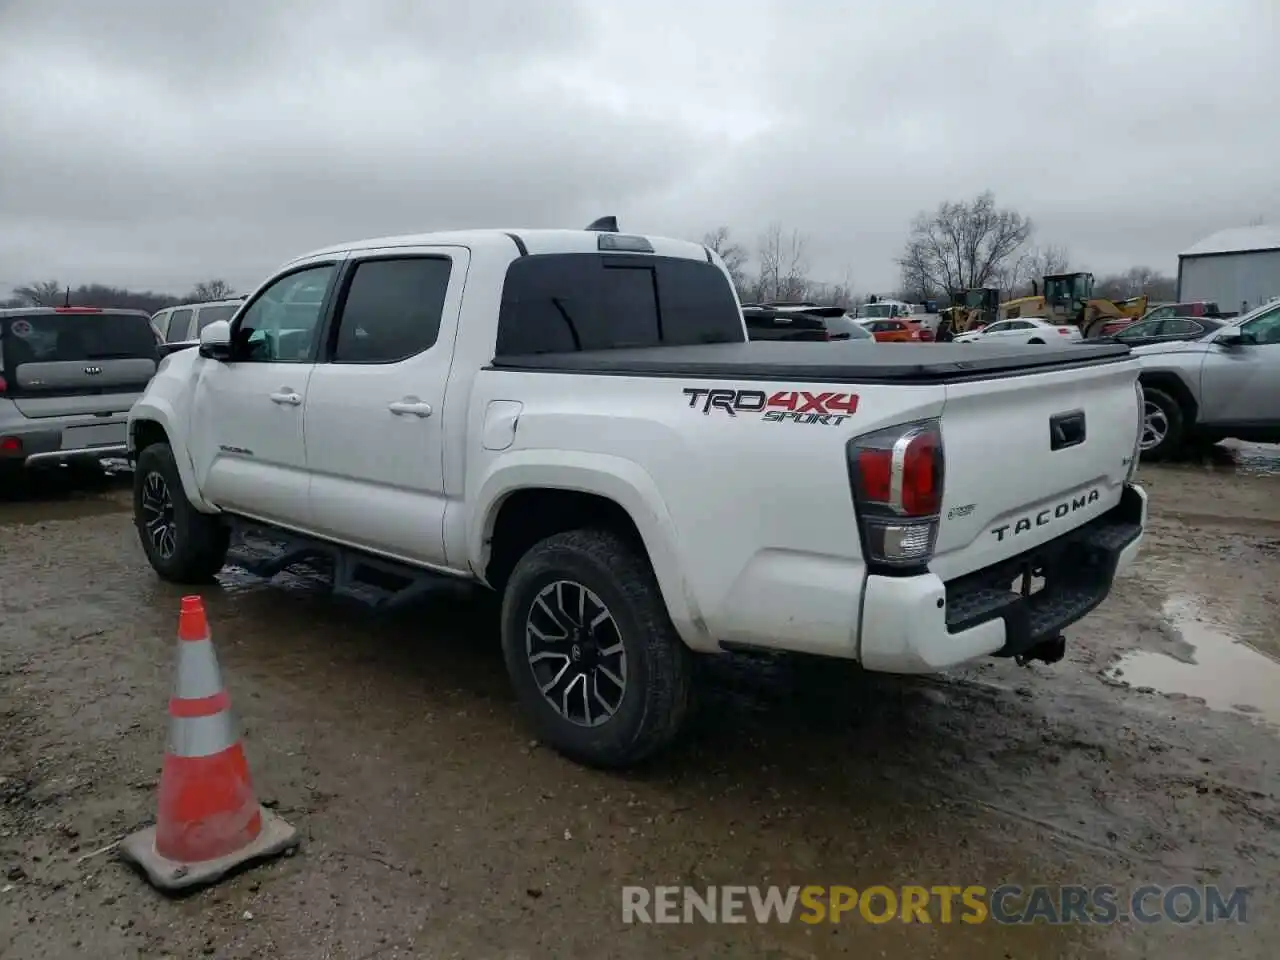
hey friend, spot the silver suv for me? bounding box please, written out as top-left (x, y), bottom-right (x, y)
top-left (1134, 298), bottom-right (1280, 459)
top-left (0, 306), bottom-right (162, 474)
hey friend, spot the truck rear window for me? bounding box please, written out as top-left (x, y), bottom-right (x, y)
top-left (495, 254), bottom-right (744, 355)
top-left (1, 313), bottom-right (160, 367)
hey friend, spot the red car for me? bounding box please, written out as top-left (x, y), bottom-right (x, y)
top-left (859, 319), bottom-right (934, 342)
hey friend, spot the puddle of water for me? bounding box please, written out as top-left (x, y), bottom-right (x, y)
top-left (1106, 594), bottom-right (1280, 727)
top-left (1230, 441), bottom-right (1280, 477)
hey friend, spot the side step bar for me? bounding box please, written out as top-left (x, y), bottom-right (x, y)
top-left (225, 517), bottom-right (474, 610)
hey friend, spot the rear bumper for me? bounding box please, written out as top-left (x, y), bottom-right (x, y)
top-left (859, 483), bottom-right (1146, 674)
top-left (0, 417), bottom-right (130, 467)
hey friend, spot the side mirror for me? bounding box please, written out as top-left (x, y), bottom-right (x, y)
top-left (1215, 329), bottom-right (1252, 348)
top-left (198, 319), bottom-right (234, 360)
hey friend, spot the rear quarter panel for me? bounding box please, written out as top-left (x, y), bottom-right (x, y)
top-left (465, 368), bottom-right (946, 656)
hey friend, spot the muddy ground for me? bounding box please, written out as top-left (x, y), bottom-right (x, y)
top-left (2, 449), bottom-right (1278, 959)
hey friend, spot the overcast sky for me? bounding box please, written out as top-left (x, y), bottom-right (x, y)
top-left (1, 0), bottom-right (1276, 298)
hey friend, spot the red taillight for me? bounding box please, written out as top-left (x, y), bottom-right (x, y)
top-left (0, 374), bottom-right (7, 395)
top-left (857, 449), bottom-right (892, 502)
top-left (1, 436), bottom-right (22, 455)
top-left (54, 306), bottom-right (102, 314)
top-left (848, 420), bottom-right (945, 569)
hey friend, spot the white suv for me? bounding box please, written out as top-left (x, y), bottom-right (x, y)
top-left (151, 299), bottom-right (245, 345)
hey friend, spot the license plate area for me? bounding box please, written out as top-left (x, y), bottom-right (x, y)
top-left (61, 422), bottom-right (126, 450)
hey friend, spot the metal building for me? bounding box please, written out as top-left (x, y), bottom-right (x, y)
top-left (1177, 225), bottom-right (1280, 314)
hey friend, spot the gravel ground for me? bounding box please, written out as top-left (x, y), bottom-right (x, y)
top-left (2, 449), bottom-right (1278, 959)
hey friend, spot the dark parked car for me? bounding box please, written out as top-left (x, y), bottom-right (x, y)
top-left (1090, 315), bottom-right (1226, 348)
top-left (742, 306), bottom-right (871, 342)
top-left (1097, 301), bottom-right (1228, 337)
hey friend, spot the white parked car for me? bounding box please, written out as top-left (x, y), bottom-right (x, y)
top-left (127, 220), bottom-right (1146, 767)
top-left (954, 317), bottom-right (1082, 345)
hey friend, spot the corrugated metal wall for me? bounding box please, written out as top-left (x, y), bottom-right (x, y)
top-left (1179, 249), bottom-right (1280, 312)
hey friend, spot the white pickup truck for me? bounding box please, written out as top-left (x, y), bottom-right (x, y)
top-left (128, 221), bottom-right (1147, 767)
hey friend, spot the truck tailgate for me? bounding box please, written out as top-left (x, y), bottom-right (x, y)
top-left (930, 358), bottom-right (1141, 582)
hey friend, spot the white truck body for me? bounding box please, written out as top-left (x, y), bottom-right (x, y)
top-left (129, 225), bottom-right (1147, 765)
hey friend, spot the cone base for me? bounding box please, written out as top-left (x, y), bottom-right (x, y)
top-left (120, 806), bottom-right (299, 893)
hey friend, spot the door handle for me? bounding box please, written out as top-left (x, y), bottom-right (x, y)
top-left (269, 391), bottom-right (302, 406)
top-left (388, 399), bottom-right (433, 418)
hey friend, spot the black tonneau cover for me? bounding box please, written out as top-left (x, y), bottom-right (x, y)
top-left (489, 341), bottom-right (1132, 385)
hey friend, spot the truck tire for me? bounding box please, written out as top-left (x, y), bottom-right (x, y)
top-left (1139, 386), bottom-right (1185, 461)
top-left (500, 528), bottom-right (694, 768)
top-left (133, 443), bottom-right (229, 583)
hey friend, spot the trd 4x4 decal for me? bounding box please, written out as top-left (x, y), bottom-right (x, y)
top-left (682, 387), bottom-right (858, 425)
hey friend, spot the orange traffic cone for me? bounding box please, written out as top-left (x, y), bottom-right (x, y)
top-left (120, 596), bottom-right (298, 891)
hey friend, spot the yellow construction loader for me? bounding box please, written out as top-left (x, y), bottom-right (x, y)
top-left (998, 273), bottom-right (1147, 338)
top-left (938, 287), bottom-right (1001, 336)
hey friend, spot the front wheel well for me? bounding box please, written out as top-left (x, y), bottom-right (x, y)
top-left (485, 489), bottom-right (648, 592)
top-left (1138, 372), bottom-right (1199, 424)
top-left (130, 419), bottom-right (170, 457)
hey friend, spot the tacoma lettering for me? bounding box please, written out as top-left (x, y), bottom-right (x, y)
top-left (990, 489), bottom-right (1100, 542)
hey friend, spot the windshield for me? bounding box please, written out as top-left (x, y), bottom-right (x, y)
top-left (1227, 301), bottom-right (1278, 327)
top-left (0, 312), bottom-right (159, 363)
top-left (857, 304), bottom-right (892, 318)
top-left (1044, 275), bottom-right (1092, 304)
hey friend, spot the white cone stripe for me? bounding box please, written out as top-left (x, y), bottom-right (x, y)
top-left (169, 710), bottom-right (239, 758)
top-left (175, 637), bottom-right (225, 700)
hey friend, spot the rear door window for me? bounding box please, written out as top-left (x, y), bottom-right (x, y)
top-left (496, 254), bottom-right (743, 355)
top-left (331, 256), bottom-right (453, 363)
top-left (1117, 320), bottom-right (1163, 340)
top-left (1162, 319), bottom-right (1201, 337)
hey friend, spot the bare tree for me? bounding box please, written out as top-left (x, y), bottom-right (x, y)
top-left (9, 280), bottom-right (181, 313)
top-left (701, 227), bottom-right (750, 293)
top-left (997, 244), bottom-right (1072, 300)
top-left (1095, 267), bottom-right (1175, 303)
top-left (813, 267), bottom-right (856, 309)
top-left (188, 279), bottom-right (236, 302)
top-left (13, 280), bottom-right (65, 307)
top-left (754, 223), bottom-right (811, 302)
top-left (898, 191), bottom-right (1033, 301)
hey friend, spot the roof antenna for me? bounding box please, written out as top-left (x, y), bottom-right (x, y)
top-left (585, 216), bottom-right (618, 233)
top-left (63, 285), bottom-right (71, 307)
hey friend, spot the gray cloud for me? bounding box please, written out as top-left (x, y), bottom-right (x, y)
top-left (1, 0), bottom-right (1276, 297)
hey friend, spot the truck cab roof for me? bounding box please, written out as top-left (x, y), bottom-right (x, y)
top-left (287, 229), bottom-right (713, 268)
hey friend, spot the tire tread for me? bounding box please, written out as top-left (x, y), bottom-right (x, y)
top-left (500, 527), bottom-right (693, 768)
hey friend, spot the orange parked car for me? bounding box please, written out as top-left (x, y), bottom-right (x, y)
top-left (859, 318), bottom-right (934, 342)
